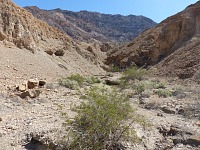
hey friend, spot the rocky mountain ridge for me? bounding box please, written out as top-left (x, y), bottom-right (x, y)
top-left (107, 1), bottom-right (200, 80)
top-left (24, 6), bottom-right (157, 43)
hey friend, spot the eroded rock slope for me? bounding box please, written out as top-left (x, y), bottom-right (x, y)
top-left (107, 1), bottom-right (200, 80)
top-left (0, 0), bottom-right (105, 88)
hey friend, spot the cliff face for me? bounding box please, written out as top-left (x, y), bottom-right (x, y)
top-left (107, 1), bottom-right (200, 79)
top-left (0, 0), bottom-right (72, 52)
top-left (24, 6), bottom-right (157, 43)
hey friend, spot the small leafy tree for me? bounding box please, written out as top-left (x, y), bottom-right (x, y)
top-left (65, 86), bottom-right (141, 149)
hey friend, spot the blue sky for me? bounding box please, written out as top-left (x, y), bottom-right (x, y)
top-left (13, 0), bottom-right (198, 23)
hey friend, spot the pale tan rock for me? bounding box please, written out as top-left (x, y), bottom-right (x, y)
top-left (28, 79), bottom-right (39, 89)
top-left (17, 84), bottom-right (26, 92)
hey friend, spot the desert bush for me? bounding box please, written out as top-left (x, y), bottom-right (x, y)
top-left (59, 74), bottom-right (90, 89)
top-left (121, 67), bottom-right (146, 82)
top-left (131, 82), bottom-right (146, 95)
top-left (86, 76), bottom-right (101, 84)
top-left (118, 67), bottom-right (146, 90)
top-left (58, 78), bottom-right (79, 90)
top-left (64, 86), bottom-right (143, 149)
top-left (104, 65), bottom-right (121, 72)
top-left (151, 81), bottom-right (165, 89)
top-left (155, 89), bottom-right (172, 98)
top-left (67, 74), bottom-right (85, 86)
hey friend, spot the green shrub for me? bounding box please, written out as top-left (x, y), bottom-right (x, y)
top-left (58, 78), bottom-right (79, 90)
top-left (121, 67), bottom-right (146, 82)
top-left (155, 89), bottom-right (172, 98)
top-left (59, 74), bottom-right (86, 89)
top-left (67, 74), bottom-right (85, 86)
top-left (151, 81), bottom-right (165, 89)
top-left (110, 65), bottom-right (121, 72)
top-left (64, 86), bottom-right (141, 149)
top-left (86, 76), bottom-right (101, 84)
top-left (135, 83), bottom-right (146, 95)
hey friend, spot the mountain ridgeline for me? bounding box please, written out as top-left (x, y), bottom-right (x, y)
top-left (24, 6), bottom-right (157, 42)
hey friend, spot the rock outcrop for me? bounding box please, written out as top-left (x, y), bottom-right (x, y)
top-left (107, 1), bottom-right (200, 80)
top-left (0, 0), bottom-right (71, 52)
top-left (24, 6), bottom-right (157, 43)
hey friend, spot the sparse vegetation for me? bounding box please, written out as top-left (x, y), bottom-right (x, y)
top-left (151, 81), bottom-right (165, 89)
top-left (121, 66), bottom-right (146, 81)
top-left (59, 74), bottom-right (101, 89)
top-left (86, 76), bottom-right (101, 84)
top-left (155, 89), bottom-right (172, 98)
top-left (67, 74), bottom-right (85, 86)
top-left (119, 67), bottom-right (147, 90)
top-left (58, 78), bottom-right (79, 90)
top-left (110, 65), bottom-right (121, 72)
top-left (64, 86), bottom-right (144, 149)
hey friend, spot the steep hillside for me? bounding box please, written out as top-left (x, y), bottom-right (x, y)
top-left (0, 0), bottom-right (105, 87)
top-left (107, 1), bottom-right (200, 80)
top-left (24, 6), bottom-right (157, 42)
top-left (0, 0), bottom-right (71, 52)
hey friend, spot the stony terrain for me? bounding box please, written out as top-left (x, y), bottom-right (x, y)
top-left (106, 1), bottom-right (200, 81)
top-left (24, 6), bottom-right (157, 43)
top-left (0, 0), bottom-right (199, 150)
top-left (0, 73), bottom-right (200, 150)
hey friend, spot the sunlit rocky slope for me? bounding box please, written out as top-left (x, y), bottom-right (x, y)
top-left (107, 1), bottom-right (200, 80)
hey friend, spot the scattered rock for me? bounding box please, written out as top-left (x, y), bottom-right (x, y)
top-left (19, 90), bottom-right (41, 99)
top-left (45, 50), bottom-right (54, 55)
top-left (39, 80), bottom-right (46, 87)
top-left (158, 124), bottom-right (180, 136)
top-left (185, 135), bottom-right (200, 146)
top-left (25, 132), bottom-right (59, 150)
top-left (157, 112), bottom-right (164, 117)
top-left (144, 103), bottom-right (158, 110)
top-left (17, 83), bottom-right (27, 92)
top-left (161, 105), bottom-right (176, 114)
top-left (105, 79), bottom-right (120, 85)
top-left (54, 49), bottom-right (65, 56)
top-left (86, 46), bottom-right (93, 52)
top-left (29, 90), bottom-right (41, 98)
top-left (195, 121), bottom-right (200, 127)
top-left (172, 91), bottom-right (186, 99)
top-left (28, 79), bottom-right (39, 89)
top-left (175, 105), bottom-right (185, 115)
